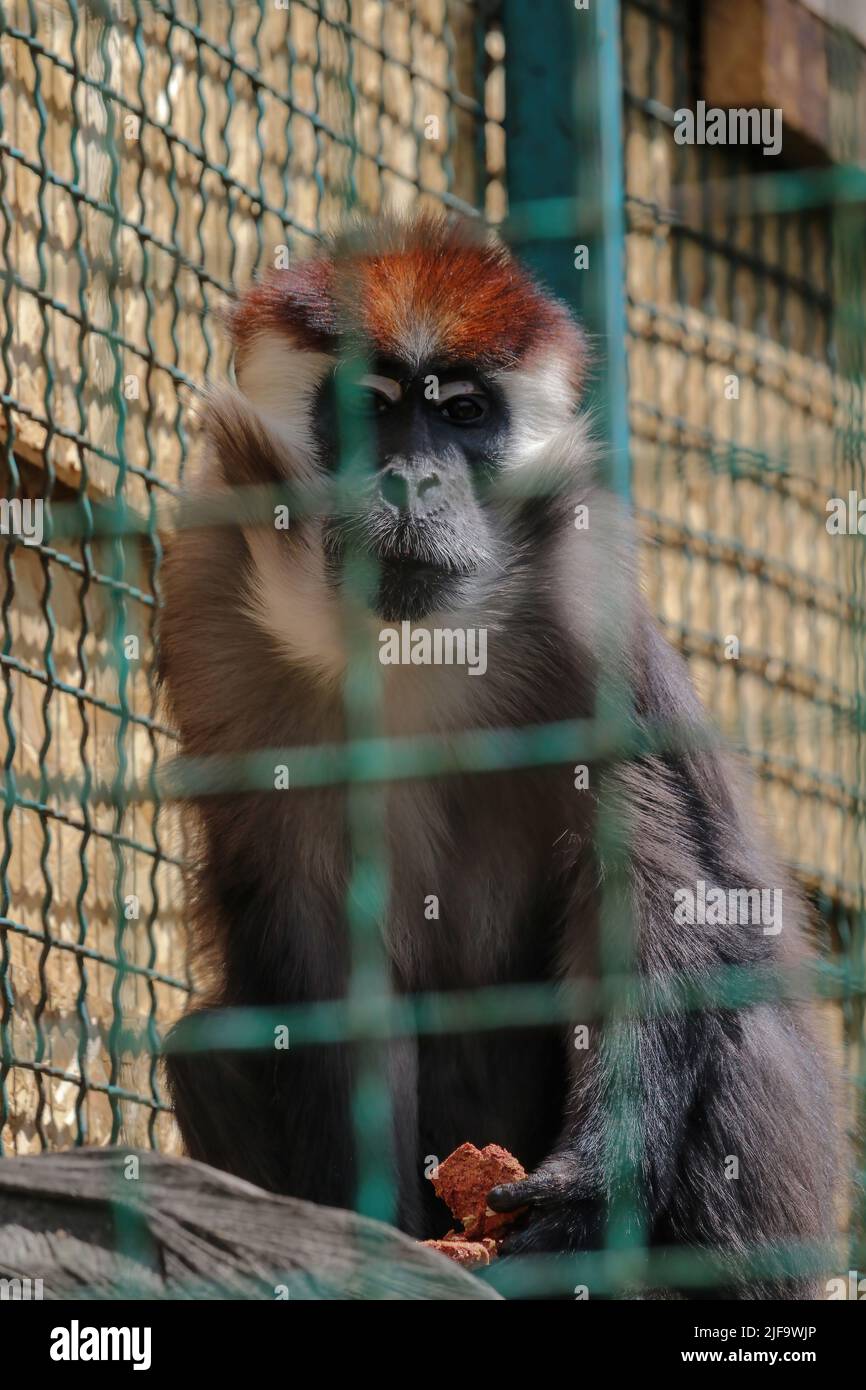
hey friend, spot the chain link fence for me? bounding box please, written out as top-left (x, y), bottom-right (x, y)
top-left (0, 0), bottom-right (863, 1297)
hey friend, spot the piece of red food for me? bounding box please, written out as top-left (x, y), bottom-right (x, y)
top-left (421, 1142), bottom-right (528, 1267)
top-left (432, 1142), bottom-right (527, 1238)
top-left (423, 1236), bottom-right (494, 1268)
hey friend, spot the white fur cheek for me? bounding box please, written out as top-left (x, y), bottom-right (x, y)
top-left (236, 333), bottom-right (333, 479)
top-left (243, 525), bottom-right (348, 686)
top-left (499, 357), bottom-right (577, 468)
top-left (548, 482), bottom-right (635, 664)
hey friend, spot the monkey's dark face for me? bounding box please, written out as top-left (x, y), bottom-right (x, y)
top-left (313, 356), bottom-right (511, 621)
top-left (229, 216), bottom-right (589, 672)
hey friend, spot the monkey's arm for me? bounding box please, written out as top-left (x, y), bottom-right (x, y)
top-left (490, 618), bottom-right (834, 1290)
top-left (487, 903), bottom-right (720, 1259)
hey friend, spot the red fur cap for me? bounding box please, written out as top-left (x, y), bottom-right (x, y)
top-left (229, 212), bottom-right (588, 393)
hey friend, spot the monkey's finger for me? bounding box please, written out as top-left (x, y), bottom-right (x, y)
top-left (486, 1180), bottom-right (543, 1212)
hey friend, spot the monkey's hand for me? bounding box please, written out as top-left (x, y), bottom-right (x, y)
top-left (487, 1157), bottom-right (601, 1255)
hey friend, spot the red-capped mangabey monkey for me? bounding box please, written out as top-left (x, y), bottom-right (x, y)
top-left (160, 214), bottom-right (837, 1296)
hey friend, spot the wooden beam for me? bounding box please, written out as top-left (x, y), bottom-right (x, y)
top-left (0, 1148), bottom-right (501, 1300)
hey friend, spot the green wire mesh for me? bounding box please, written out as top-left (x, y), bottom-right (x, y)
top-left (0, 0), bottom-right (863, 1298)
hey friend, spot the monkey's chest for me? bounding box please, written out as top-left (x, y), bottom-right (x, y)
top-left (384, 784), bottom-right (566, 991)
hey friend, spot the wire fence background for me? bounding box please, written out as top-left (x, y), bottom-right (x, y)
top-left (0, 0), bottom-right (864, 1294)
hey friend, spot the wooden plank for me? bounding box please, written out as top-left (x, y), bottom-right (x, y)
top-left (0, 1147), bottom-right (501, 1299)
top-left (703, 0), bottom-right (866, 164)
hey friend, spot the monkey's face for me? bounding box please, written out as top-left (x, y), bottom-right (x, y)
top-left (229, 214), bottom-right (591, 679)
top-left (313, 355), bottom-right (510, 621)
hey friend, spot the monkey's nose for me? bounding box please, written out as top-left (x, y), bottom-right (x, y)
top-left (380, 469), bottom-right (411, 512)
top-left (380, 468), bottom-right (442, 513)
top-left (416, 471), bottom-right (441, 503)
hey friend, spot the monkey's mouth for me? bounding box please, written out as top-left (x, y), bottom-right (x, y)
top-left (374, 555), bottom-right (469, 621)
top-left (382, 556), bottom-right (455, 581)
top-left (323, 516), bottom-right (478, 618)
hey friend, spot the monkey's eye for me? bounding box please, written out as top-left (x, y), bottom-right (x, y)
top-left (438, 394), bottom-right (488, 425)
top-left (435, 381), bottom-right (489, 425)
top-left (344, 387), bottom-right (391, 417)
top-left (343, 373), bottom-right (401, 417)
